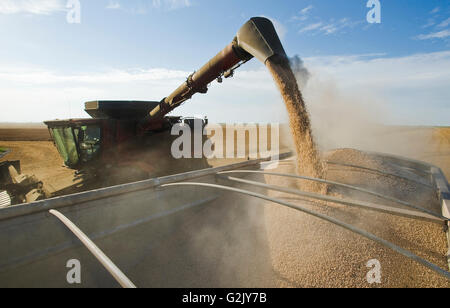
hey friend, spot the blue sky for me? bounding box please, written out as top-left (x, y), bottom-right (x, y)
top-left (0, 0), bottom-right (449, 125)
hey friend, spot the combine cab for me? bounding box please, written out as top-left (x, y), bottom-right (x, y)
top-left (45, 118), bottom-right (103, 169)
top-left (45, 100), bottom-right (164, 169)
top-left (45, 101), bottom-right (209, 185)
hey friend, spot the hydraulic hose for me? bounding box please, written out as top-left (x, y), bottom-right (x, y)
top-left (49, 209), bottom-right (137, 288)
top-left (217, 170), bottom-right (449, 222)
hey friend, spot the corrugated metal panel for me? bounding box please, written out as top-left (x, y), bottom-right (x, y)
top-left (0, 191), bottom-right (11, 208)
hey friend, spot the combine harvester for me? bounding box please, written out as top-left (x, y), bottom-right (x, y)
top-left (0, 18), bottom-right (449, 287)
top-left (0, 161), bottom-right (49, 206)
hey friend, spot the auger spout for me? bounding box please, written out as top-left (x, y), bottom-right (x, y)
top-left (139, 17), bottom-right (287, 129)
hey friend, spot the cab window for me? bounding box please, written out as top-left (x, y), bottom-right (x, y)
top-left (50, 127), bottom-right (79, 167)
top-left (75, 125), bottom-right (101, 163)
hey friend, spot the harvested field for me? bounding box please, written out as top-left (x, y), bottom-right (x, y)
top-left (0, 141), bottom-right (77, 195)
top-left (0, 128), bottom-right (51, 141)
top-left (430, 127), bottom-right (450, 178)
top-left (0, 124), bottom-right (448, 193)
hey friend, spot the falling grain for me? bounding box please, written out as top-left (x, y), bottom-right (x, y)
top-left (266, 55), bottom-right (325, 192)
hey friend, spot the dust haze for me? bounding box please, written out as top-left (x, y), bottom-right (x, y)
top-left (285, 55), bottom-right (434, 160)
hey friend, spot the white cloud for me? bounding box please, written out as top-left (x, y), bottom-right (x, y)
top-left (124, 0), bottom-right (192, 14)
top-left (416, 14), bottom-right (450, 40)
top-left (300, 5), bottom-right (313, 15)
top-left (291, 5), bottom-right (313, 22)
top-left (292, 4), bottom-right (363, 37)
top-left (106, 1), bottom-right (120, 10)
top-left (1, 51), bottom-right (450, 125)
top-left (292, 3), bottom-right (361, 36)
top-left (430, 7), bottom-right (440, 14)
top-left (298, 22), bottom-right (323, 33)
top-left (0, 66), bottom-right (195, 122)
top-left (438, 18), bottom-right (450, 28)
top-left (304, 51), bottom-right (450, 125)
top-left (0, 63), bottom-right (280, 123)
top-left (320, 24), bottom-right (338, 35)
top-left (299, 18), bottom-right (361, 35)
top-left (422, 18), bottom-right (435, 29)
top-left (0, 0), bottom-right (64, 15)
top-left (0, 67), bottom-right (189, 84)
top-left (151, 0), bottom-right (191, 10)
top-left (416, 29), bottom-right (450, 40)
top-left (305, 51), bottom-right (450, 89)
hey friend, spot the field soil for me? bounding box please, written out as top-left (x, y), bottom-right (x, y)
top-left (0, 141), bottom-right (78, 195)
top-left (0, 129), bottom-right (51, 141)
top-left (0, 123), bottom-right (50, 141)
